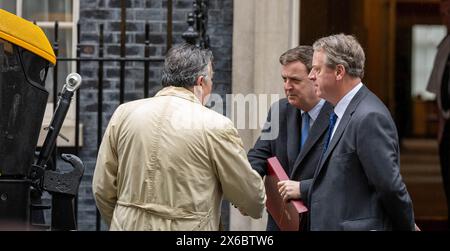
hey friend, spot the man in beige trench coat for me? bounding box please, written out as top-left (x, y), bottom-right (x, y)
top-left (93, 43), bottom-right (266, 230)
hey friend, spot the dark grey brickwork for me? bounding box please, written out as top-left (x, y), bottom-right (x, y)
top-left (75, 0), bottom-right (233, 230)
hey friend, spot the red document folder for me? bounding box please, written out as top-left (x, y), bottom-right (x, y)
top-left (265, 157), bottom-right (308, 231)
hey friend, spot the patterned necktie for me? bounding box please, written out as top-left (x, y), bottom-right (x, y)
top-left (324, 112), bottom-right (338, 152)
top-left (301, 112), bottom-right (310, 149)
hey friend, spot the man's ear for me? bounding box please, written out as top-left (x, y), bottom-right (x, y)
top-left (196, 75), bottom-right (205, 87)
top-left (335, 64), bottom-right (345, 81)
top-left (195, 76), bottom-right (203, 86)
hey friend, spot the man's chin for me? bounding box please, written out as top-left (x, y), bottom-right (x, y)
top-left (287, 99), bottom-right (300, 108)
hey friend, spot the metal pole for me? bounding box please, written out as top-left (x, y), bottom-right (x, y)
top-left (144, 22), bottom-right (150, 98)
top-left (95, 24), bottom-right (104, 231)
top-left (119, 0), bottom-right (126, 104)
top-left (74, 22), bottom-right (81, 224)
top-left (167, 0), bottom-right (173, 51)
top-left (52, 21), bottom-right (59, 171)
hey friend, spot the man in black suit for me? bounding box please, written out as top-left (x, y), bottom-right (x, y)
top-left (426, 0), bottom-right (450, 229)
top-left (307, 34), bottom-right (415, 230)
top-left (248, 46), bottom-right (333, 231)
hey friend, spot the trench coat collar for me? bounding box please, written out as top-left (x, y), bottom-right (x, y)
top-left (155, 86), bottom-right (202, 105)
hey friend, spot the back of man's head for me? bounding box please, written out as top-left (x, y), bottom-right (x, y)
top-left (279, 45), bottom-right (314, 72)
top-left (162, 43), bottom-right (213, 88)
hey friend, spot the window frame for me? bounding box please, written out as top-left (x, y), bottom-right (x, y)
top-left (16, 0), bottom-right (79, 73)
top-left (13, 0), bottom-right (81, 147)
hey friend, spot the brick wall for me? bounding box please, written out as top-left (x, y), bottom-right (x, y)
top-left (75, 0), bottom-right (233, 230)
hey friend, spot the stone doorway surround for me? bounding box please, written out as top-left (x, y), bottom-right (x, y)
top-left (230, 0), bottom-right (300, 231)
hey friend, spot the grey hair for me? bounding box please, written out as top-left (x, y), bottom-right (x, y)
top-left (313, 33), bottom-right (365, 79)
top-left (279, 45), bottom-right (314, 72)
top-left (161, 43), bottom-right (213, 88)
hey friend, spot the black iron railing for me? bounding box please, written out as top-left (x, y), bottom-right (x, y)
top-left (183, 0), bottom-right (210, 49)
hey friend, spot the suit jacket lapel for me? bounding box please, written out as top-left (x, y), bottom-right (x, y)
top-left (286, 104), bottom-right (301, 175)
top-left (315, 86), bottom-right (369, 178)
top-left (290, 102), bottom-right (333, 178)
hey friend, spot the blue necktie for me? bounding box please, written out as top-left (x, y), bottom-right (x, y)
top-left (301, 112), bottom-right (310, 149)
top-left (324, 112), bottom-right (338, 152)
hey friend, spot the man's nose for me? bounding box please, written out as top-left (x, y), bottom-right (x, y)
top-left (308, 71), bottom-right (315, 81)
top-left (284, 79), bottom-right (292, 89)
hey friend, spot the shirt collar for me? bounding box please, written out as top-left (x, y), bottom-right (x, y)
top-left (301, 99), bottom-right (325, 122)
top-left (334, 82), bottom-right (363, 119)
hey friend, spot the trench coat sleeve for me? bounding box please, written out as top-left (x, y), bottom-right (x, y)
top-left (208, 122), bottom-right (266, 219)
top-left (92, 106), bottom-right (123, 227)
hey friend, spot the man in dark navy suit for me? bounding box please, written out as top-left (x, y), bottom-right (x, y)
top-left (307, 34), bottom-right (415, 231)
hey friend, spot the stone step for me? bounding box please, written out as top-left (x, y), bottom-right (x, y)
top-left (400, 163), bottom-right (441, 176)
top-left (403, 176), bottom-right (443, 184)
top-left (403, 182), bottom-right (448, 218)
top-left (401, 138), bottom-right (439, 154)
top-left (401, 154), bottom-right (440, 165)
top-left (398, 139), bottom-right (447, 220)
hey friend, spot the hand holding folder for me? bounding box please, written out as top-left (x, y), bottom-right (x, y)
top-left (265, 157), bottom-right (308, 231)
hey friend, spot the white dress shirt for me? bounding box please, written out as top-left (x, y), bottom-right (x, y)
top-left (330, 83), bottom-right (363, 140)
top-left (301, 99), bottom-right (325, 128)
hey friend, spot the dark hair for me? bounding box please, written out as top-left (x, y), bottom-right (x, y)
top-left (279, 46), bottom-right (314, 72)
top-left (161, 43), bottom-right (213, 88)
